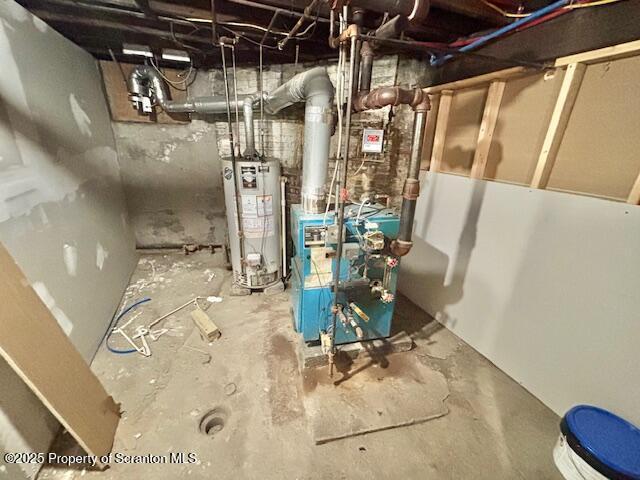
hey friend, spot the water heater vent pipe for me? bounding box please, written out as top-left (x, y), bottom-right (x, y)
top-left (264, 67), bottom-right (335, 214)
top-left (128, 65), bottom-right (262, 157)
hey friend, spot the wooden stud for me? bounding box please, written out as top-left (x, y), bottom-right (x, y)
top-left (470, 80), bottom-right (506, 179)
top-left (423, 67), bottom-right (529, 95)
top-left (555, 39), bottom-right (640, 67)
top-left (628, 171), bottom-right (640, 205)
top-left (531, 62), bottom-right (586, 189)
top-left (429, 90), bottom-right (454, 173)
top-left (420, 93), bottom-right (440, 171)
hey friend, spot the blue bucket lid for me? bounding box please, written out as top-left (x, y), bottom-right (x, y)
top-left (562, 405), bottom-right (640, 479)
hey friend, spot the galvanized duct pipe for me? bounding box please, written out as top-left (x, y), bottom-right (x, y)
top-left (242, 96), bottom-right (257, 157)
top-left (128, 65), bottom-right (261, 156)
top-left (264, 67), bottom-right (335, 214)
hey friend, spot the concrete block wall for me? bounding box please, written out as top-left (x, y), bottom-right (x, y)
top-left (111, 72), bottom-right (227, 249)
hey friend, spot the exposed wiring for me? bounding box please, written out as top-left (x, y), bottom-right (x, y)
top-left (568, 0), bottom-right (623, 8)
top-left (353, 157), bottom-right (367, 177)
top-left (149, 56), bottom-right (196, 91)
top-left (481, 0), bottom-right (624, 18)
top-left (433, 0), bottom-right (625, 66)
top-left (108, 47), bottom-right (128, 85)
top-left (480, 0), bottom-right (529, 18)
top-left (106, 297), bottom-right (151, 355)
top-left (184, 19), bottom-right (317, 38)
top-left (219, 25), bottom-right (280, 50)
top-left (355, 200), bottom-right (370, 224)
top-left (432, 0), bottom-right (571, 66)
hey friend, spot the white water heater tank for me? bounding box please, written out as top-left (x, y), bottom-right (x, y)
top-left (221, 158), bottom-right (282, 290)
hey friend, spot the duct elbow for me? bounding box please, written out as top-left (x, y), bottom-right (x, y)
top-left (353, 87), bottom-right (429, 113)
top-left (390, 239), bottom-right (413, 257)
top-left (264, 67), bottom-right (334, 114)
top-left (128, 65), bottom-right (172, 113)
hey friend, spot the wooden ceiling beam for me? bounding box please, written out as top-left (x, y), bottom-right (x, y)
top-left (32, 10), bottom-right (216, 45)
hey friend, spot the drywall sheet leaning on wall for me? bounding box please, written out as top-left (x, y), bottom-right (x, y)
top-left (0, 2), bottom-right (137, 359)
top-left (398, 172), bottom-right (640, 425)
top-left (0, 244), bottom-right (120, 467)
top-left (0, 2), bottom-right (137, 478)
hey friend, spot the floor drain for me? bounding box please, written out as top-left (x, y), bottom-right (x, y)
top-left (199, 407), bottom-right (228, 437)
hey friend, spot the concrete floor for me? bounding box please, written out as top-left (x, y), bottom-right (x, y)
top-left (39, 251), bottom-right (563, 480)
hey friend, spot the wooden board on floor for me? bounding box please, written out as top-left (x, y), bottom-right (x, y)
top-left (0, 244), bottom-right (120, 467)
top-left (99, 60), bottom-right (190, 124)
top-left (302, 353), bottom-right (449, 444)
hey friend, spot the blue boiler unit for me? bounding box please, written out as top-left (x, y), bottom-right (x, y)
top-left (290, 203), bottom-right (401, 345)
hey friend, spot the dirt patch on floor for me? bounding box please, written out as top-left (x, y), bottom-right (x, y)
top-left (303, 350), bottom-right (425, 393)
top-left (265, 334), bottom-right (304, 425)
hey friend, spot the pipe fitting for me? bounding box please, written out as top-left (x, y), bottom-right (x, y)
top-left (330, 24), bottom-right (359, 48)
top-left (390, 239), bottom-right (413, 257)
top-left (361, 41), bottom-right (374, 58)
top-left (402, 178), bottom-right (420, 200)
top-left (412, 90), bottom-right (431, 112)
top-left (353, 86), bottom-right (429, 112)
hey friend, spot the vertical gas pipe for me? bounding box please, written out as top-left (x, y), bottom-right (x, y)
top-left (329, 30), bottom-right (359, 377)
top-left (390, 100), bottom-right (428, 257)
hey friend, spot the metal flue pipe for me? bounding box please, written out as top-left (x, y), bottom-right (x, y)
top-left (128, 65), bottom-right (262, 157)
top-left (264, 67), bottom-right (335, 214)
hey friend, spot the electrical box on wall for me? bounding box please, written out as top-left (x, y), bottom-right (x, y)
top-left (362, 128), bottom-right (384, 153)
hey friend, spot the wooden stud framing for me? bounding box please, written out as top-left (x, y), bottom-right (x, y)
top-left (423, 66), bottom-right (529, 95)
top-left (628, 171), bottom-right (640, 205)
top-left (530, 62), bottom-right (586, 189)
top-left (555, 39), bottom-right (640, 67)
top-left (470, 80), bottom-right (506, 179)
top-left (420, 93), bottom-right (440, 171)
top-left (429, 90), bottom-right (454, 173)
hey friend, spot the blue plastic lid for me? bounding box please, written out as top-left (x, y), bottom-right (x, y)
top-left (564, 405), bottom-right (640, 479)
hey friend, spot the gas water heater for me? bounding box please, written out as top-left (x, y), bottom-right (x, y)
top-left (221, 158), bottom-right (282, 292)
top-left (126, 63), bottom-right (284, 295)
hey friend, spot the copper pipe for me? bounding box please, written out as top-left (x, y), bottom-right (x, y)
top-left (278, 0), bottom-right (320, 50)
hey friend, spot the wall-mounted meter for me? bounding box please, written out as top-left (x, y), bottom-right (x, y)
top-left (362, 128), bottom-right (384, 153)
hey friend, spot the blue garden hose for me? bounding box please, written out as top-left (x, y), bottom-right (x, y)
top-left (105, 297), bottom-right (151, 354)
